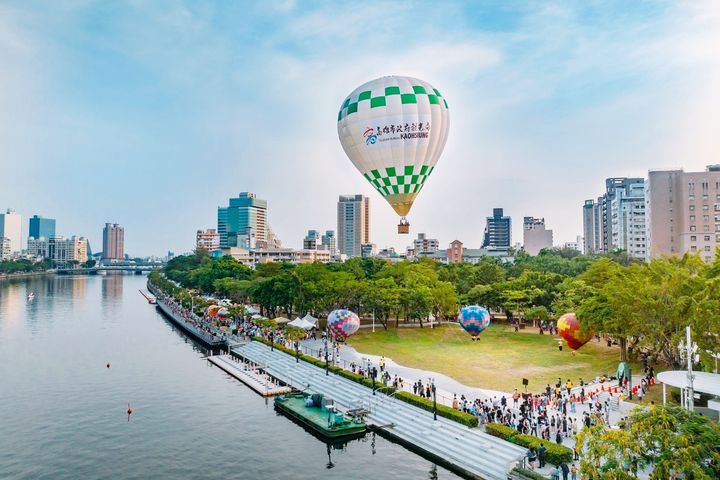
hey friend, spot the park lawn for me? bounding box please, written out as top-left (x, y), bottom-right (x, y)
top-left (347, 323), bottom-right (641, 393)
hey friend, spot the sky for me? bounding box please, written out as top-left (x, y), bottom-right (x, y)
top-left (1, 0), bottom-right (719, 257)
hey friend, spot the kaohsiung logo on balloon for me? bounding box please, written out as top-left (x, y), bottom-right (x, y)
top-left (363, 122), bottom-right (431, 147)
top-left (363, 127), bottom-right (378, 145)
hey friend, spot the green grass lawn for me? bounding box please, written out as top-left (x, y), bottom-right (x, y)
top-left (347, 323), bottom-right (642, 393)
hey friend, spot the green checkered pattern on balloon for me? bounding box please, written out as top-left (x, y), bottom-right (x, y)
top-left (338, 85), bottom-right (449, 121)
top-left (363, 165), bottom-right (435, 196)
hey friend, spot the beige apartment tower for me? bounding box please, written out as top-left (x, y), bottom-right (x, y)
top-left (102, 223), bottom-right (125, 260)
top-left (646, 165), bottom-right (720, 262)
top-left (337, 195), bottom-right (370, 258)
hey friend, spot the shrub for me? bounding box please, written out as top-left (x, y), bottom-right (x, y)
top-left (485, 423), bottom-right (573, 466)
top-left (485, 422), bottom-right (517, 439)
top-left (395, 391), bottom-right (479, 427)
top-left (510, 467), bottom-right (547, 480)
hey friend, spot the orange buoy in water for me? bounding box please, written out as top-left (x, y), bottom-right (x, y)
top-left (127, 403), bottom-right (133, 421)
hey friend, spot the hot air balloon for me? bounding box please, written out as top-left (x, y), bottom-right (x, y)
top-left (327, 309), bottom-right (360, 341)
top-left (458, 306), bottom-right (491, 340)
top-left (337, 76), bottom-right (450, 234)
top-left (207, 305), bottom-right (221, 318)
top-left (557, 313), bottom-right (593, 350)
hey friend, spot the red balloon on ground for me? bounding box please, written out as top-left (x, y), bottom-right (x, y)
top-left (557, 313), bottom-right (593, 350)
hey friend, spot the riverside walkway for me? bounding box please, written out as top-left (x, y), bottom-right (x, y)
top-left (234, 341), bottom-right (525, 480)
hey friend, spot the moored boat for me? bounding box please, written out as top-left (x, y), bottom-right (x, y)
top-left (274, 392), bottom-right (366, 439)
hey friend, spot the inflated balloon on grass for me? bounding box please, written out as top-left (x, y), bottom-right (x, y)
top-left (327, 309), bottom-right (360, 341)
top-left (557, 312), bottom-right (593, 350)
top-left (458, 306), bottom-right (491, 339)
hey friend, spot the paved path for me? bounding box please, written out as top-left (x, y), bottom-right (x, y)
top-left (234, 341), bottom-right (526, 480)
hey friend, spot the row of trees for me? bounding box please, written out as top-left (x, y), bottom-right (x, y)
top-left (162, 247), bottom-right (720, 369)
top-left (0, 258), bottom-right (51, 274)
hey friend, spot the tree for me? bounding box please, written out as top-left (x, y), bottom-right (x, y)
top-left (525, 305), bottom-right (549, 326)
top-left (362, 277), bottom-right (400, 330)
top-left (576, 405), bottom-right (720, 479)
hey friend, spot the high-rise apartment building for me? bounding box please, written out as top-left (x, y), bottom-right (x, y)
top-left (217, 192), bottom-right (268, 248)
top-left (646, 165), bottom-right (720, 262)
top-left (0, 209), bottom-right (23, 254)
top-left (102, 223), bottom-right (125, 260)
top-left (522, 217), bottom-right (553, 256)
top-left (482, 208), bottom-right (511, 248)
top-left (337, 195), bottom-right (370, 258)
top-left (303, 230), bottom-right (320, 250)
top-left (196, 228), bottom-right (220, 251)
top-left (49, 236), bottom-right (88, 267)
top-left (413, 233), bottom-right (440, 255)
top-left (28, 215), bottom-right (56, 241)
top-left (582, 199), bottom-right (603, 254)
top-left (583, 177), bottom-right (646, 259)
top-left (321, 230), bottom-right (336, 255)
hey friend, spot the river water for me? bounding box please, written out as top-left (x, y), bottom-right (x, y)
top-left (0, 274), bottom-right (461, 480)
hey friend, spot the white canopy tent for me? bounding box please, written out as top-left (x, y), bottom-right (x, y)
top-left (288, 318), bottom-right (315, 330)
top-left (244, 305), bottom-right (260, 315)
top-left (273, 316), bottom-right (291, 324)
top-left (656, 370), bottom-right (720, 409)
top-left (251, 314), bottom-right (264, 320)
top-left (302, 313), bottom-right (318, 326)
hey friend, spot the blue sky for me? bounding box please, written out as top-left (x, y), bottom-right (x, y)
top-left (2, 1), bottom-right (719, 256)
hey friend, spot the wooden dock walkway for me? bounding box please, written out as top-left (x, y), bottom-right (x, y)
top-left (207, 355), bottom-right (291, 397)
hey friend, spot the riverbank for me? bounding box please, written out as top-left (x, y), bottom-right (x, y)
top-left (0, 270), bottom-right (54, 281)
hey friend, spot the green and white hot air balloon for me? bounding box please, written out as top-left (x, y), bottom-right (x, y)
top-left (337, 76), bottom-right (450, 233)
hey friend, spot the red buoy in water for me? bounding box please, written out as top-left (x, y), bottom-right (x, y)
top-left (127, 403), bottom-right (133, 421)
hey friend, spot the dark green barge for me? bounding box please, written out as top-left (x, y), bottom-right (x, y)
top-left (274, 392), bottom-right (366, 439)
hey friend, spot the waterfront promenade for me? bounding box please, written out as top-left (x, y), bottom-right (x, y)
top-left (233, 340), bottom-right (526, 480)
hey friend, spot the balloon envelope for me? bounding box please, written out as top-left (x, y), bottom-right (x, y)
top-left (557, 313), bottom-right (593, 350)
top-left (458, 306), bottom-right (491, 337)
top-left (327, 309), bottom-right (360, 340)
top-left (207, 305), bottom-right (220, 318)
top-left (337, 76), bottom-right (450, 218)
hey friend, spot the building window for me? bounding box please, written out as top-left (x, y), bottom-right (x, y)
top-left (705, 225), bottom-right (710, 232)
top-left (704, 204), bottom-right (710, 211)
top-left (691, 235), bottom-right (697, 241)
top-left (705, 215), bottom-right (710, 222)
top-left (690, 225), bottom-right (696, 232)
top-left (690, 215), bottom-right (696, 221)
top-left (689, 195), bottom-right (695, 201)
top-left (691, 246), bottom-right (697, 251)
top-left (690, 205), bottom-right (695, 211)
top-left (703, 195), bottom-right (709, 201)
top-left (705, 246), bottom-right (711, 252)
top-left (716, 234), bottom-right (720, 242)
top-left (705, 235), bottom-right (711, 241)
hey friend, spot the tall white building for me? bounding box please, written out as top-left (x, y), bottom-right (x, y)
top-left (583, 178), bottom-right (646, 259)
top-left (337, 195), bottom-right (370, 258)
top-left (0, 209), bottom-right (23, 254)
top-left (522, 217), bottom-right (553, 255)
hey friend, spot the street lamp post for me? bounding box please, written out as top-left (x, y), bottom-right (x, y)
top-left (270, 330), bottom-right (274, 352)
top-left (678, 325), bottom-right (698, 411)
top-left (372, 367), bottom-right (377, 395)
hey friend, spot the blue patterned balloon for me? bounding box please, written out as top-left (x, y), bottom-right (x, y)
top-left (327, 309), bottom-right (360, 340)
top-left (458, 305), bottom-right (491, 338)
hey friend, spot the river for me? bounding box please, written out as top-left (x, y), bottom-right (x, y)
top-left (0, 274), bottom-right (462, 480)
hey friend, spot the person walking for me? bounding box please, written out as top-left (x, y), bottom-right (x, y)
top-left (560, 462), bottom-right (570, 480)
top-left (570, 463), bottom-right (578, 480)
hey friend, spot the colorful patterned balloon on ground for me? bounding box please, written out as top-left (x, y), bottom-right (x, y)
top-left (327, 309), bottom-right (360, 340)
top-left (207, 305), bottom-right (220, 317)
top-left (557, 312), bottom-right (593, 350)
top-left (458, 306), bottom-right (491, 338)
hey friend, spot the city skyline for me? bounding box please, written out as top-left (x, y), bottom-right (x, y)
top-left (2, 2), bottom-right (719, 256)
